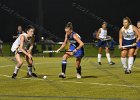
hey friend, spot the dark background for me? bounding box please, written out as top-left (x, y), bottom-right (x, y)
top-left (0, 0), bottom-right (139, 43)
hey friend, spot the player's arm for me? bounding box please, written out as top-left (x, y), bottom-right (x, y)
top-left (57, 34), bottom-right (68, 51)
top-left (73, 34), bottom-right (84, 52)
top-left (19, 35), bottom-right (32, 59)
top-left (96, 28), bottom-right (101, 39)
top-left (119, 28), bottom-right (123, 48)
top-left (133, 25), bottom-right (140, 43)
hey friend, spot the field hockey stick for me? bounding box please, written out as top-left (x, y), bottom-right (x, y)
top-left (100, 38), bottom-right (112, 41)
top-left (122, 45), bottom-right (135, 48)
top-left (30, 58), bottom-right (35, 71)
top-left (43, 50), bottom-right (72, 53)
top-left (118, 44), bottom-right (136, 49)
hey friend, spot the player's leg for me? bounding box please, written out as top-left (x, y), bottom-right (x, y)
top-left (133, 47), bottom-right (139, 63)
top-left (73, 47), bottom-right (84, 79)
top-left (121, 49), bottom-right (128, 73)
top-left (134, 41), bottom-right (140, 62)
top-left (25, 56), bottom-right (37, 77)
top-left (105, 47), bottom-right (115, 65)
top-left (127, 48), bottom-right (135, 73)
top-left (76, 57), bottom-right (82, 79)
top-left (59, 52), bottom-right (72, 78)
top-left (98, 47), bottom-right (102, 65)
top-left (12, 53), bottom-right (23, 78)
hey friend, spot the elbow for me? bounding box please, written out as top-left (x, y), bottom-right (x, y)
top-left (81, 42), bottom-right (84, 47)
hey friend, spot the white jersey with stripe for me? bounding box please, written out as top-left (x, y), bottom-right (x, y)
top-left (11, 33), bottom-right (31, 52)
top-left (99, 28), bottom-right (107, 39)
top-left (122, 25), bottom-right (136, 40)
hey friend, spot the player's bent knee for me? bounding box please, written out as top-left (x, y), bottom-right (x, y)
top-left (62, 54), bottom-right (68, 60)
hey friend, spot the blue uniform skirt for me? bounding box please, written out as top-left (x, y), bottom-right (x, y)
top-left (97, 40), bottom-right (108, 48)
top-left (69, 44), bottom-right (84, 58)
top-left (122, 39), bottom-right (136, 49)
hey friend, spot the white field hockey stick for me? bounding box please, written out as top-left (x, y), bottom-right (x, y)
top-left (100, 36), bottom-right (112, 41)
top-left (122, 45), bottom-right (134, 48)
top-left (43, 50), bottom-right (72, 53)
top-left (118, 44), bottom-right (136, 49)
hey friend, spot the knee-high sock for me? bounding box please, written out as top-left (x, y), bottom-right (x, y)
top-left (76, 66), bottom-right (81, 75)
top-left (62, 60), bottom-right (67, 74)
top-left (121, 57), bottom-right (127, 69)
top-left (106, 53), bottom-right (111, 63)
top-left (13, 66), bottom-right (20, 74)
top-left (128, 57), bottom-right (134, 71)
top-left (98, 54), bottom-right (102, 62)
top-left (28, 66), bottom-right (32, 75)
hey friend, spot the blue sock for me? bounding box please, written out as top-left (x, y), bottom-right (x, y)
top-left (62, 60), bottom-right (67, 74)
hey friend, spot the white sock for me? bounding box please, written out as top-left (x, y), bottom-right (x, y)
top-left (13, 66), bottom-right (19, 74)
top-left (106, 53), bottom-right (111, 63)
top-left (28, 67), bottom-right (32, 75)
top-left (121, 57), bottom-right (127, 69)
top-left (98, 54), bottom-right (102, 62)
top-left (128, 57), bottom-right (134, 71)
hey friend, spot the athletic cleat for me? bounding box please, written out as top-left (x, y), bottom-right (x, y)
top-left (76, 73), bottom-right (81, 79)
top-left (27, 72), bottom-right (37, 78)
top-left (31, 73), bottom-right (38, 77)
top-left (125, 70), bottom-right (131, 74)
top-left (59, 73), bottom-right (66, 78)
top-left (12, 73), bottom-right (17, 79)
top-left (98, 62), bottom-right (102, 65)
top-left (109, 61), bottom-right (115, 65)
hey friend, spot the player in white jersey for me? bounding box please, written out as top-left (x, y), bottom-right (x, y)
top-left (11, 25), bottom-right (37, 78)
top-left (133, 21), bottom-right (140, 62)
top-left (119, 17), bottom-right (140, 74)
top-left (96, 22), bottom-right (115, 65)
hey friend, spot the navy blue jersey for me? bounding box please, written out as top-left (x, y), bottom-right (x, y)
top-left (68, 32), bottom-right (82, 48)
top-left (17, 31), bottom-right (22, 36)
top-left (68, 31), bottom-right (84, 58)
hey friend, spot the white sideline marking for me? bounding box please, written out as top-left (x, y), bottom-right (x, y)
top-left (61, 81), bottom-right (140, 88)
top-left (0, 74), bottom-right (140, 88)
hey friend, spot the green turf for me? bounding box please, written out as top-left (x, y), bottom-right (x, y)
top-left (0, 57), bottom-right (140, 100)
top-left (2, 43), bottom-right (140, 57)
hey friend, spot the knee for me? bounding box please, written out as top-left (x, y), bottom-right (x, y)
top-left (62, 54), bottom-right (68, 60)
top-left (105, 48), bottom-right (109, 53)
top-left (76, 62), bottom-right (80, 67)
top-left (121, 53), bottom-right (126, 58)
top-left (128, 54), bottom-right (134, 57)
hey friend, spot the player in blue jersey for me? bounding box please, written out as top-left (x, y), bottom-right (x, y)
top-left (56, 22), bottom-right (84, 79)
top-left (119, 17), bottom-right (140, 74)
top-left (133, 21), bottom-right (140, 63)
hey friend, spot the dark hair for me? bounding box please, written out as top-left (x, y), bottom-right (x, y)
top-left (25, 25), bottom-right (35, 33)
top-left (123, 17), bottom-right (132, 25)
top-left (137, 21), bottom-right (140, 24)
top-left (65, 22), bottom-right (73, 30)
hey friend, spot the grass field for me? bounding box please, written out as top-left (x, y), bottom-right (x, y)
top-left (0, 57), bottom-right (140, 100)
